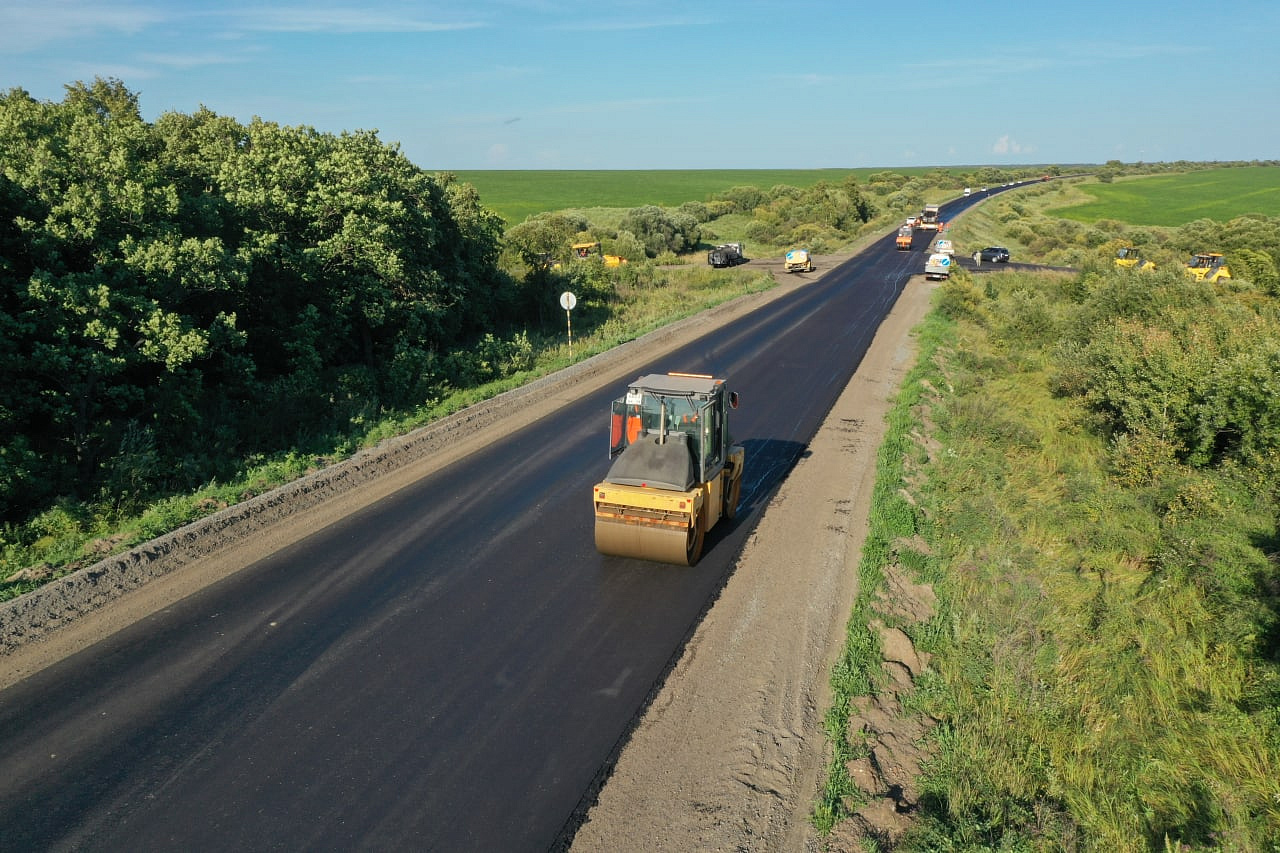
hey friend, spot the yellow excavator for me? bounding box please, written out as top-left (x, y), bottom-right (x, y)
top-left (593, 372), bottom-right (744, 565)
top-left (572, 241), bottom-right (627, 268)
top-left (1184, 252), bottom-right (1231, 283)
top-left (1115, 246), bottom-right (1156, 271)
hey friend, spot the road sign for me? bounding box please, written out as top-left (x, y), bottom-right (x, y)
top-left (560, 291), bottom-right (577, 357)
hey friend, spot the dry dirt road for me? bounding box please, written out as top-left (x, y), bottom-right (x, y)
top-left (1, 253), bottom-right (936, 851)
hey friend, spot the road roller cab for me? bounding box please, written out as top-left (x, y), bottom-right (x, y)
top-left (594, 372), bottom-right (745, 565)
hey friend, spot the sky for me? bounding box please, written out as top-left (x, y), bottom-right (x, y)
top-left (2, 0), bottom-right (1277, 171)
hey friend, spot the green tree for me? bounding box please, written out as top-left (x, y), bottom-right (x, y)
top-left (0, 80), bottom-right (516, 523)
top-left (619, 205), bottom-right (700, 257)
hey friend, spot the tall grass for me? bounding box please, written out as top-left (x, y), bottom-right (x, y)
top-left (1051, 166), bottom-right (1280, 226)
top-left (824, 267), bottom-right (1280, 850)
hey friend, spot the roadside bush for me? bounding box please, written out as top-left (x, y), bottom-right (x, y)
top-left (991, 288), bottom-right (1057, 347)
top-left (935, 275), bottom-right (987, 323)
top-left (676, 200), bottom-right (710, 223)
top-left (1232, 248), bottom-right (1280, 293)
top-left (1073, 286), bottom-right (1280, 468)
top-left (606, 229), bottom-right (646, 264)
top-left (442, 332), bottom-right (536, 387)
top-left (710, 185), bottom-right (767, 214)
top-left (619, 205), bottom-right (701, 257)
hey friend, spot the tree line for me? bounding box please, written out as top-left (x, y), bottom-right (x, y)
top-left (1, 79), bottom-right (522, 524)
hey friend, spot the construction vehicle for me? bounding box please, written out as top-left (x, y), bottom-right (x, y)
top-left (784, 248), bottom-right (813, 273)
top-left (924, 252), bottom-right (952, 281)
top-left (594, 373), bottom-right (745, 566)
top-left (895, 226), bottom-right (913, 251)
top-left (1184, 252), bottom-right (1231, 283)
top-left (572, 241), bottom-right (627, 267)
top-left (1115, 246), bottom-right (1155, 271)
top-left (933, 238), bottom-right (954, 256)
top-left (707, 242), bottom-right (745, 268)
top-left (918, 204), bottom-right (941, 231)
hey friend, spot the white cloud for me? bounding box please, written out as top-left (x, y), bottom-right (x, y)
top-left (234, 7), bottom-right (484, 34)
top-left (140, 52), bottom-right (244, 70)
top-left (552, 14), bottom-right (710, 32)
top-left (0, 1), bottom-right (164, 52)
top-left (992, 135), bottom-right (1036, 156)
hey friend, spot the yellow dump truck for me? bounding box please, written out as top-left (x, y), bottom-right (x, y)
top-left (784, 248), bottom-right (813, 273)
top-left (594, 373), bottom-right (744, 566)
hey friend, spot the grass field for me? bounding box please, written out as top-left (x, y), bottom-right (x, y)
top-left (1051, 165), bottom-right (1280, 225)
top-left (450, 168), bottom-right (945, 224)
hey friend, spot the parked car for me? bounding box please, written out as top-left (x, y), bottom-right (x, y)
top-left (975, 246), bottom-right (1010, 263)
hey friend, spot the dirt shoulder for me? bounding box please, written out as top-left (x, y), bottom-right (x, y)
top-left (569, 277), bottom-right (935, 851)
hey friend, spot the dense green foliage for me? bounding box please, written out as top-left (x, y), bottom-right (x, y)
top-left (823, 259), bottom-right (1280, 849)
top-left (0, 79), bottom-right (517, 526)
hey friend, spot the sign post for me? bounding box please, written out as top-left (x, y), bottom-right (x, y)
top-left (559, 291), bottom-right (577, 359)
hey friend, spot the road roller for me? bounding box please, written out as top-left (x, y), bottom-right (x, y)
top-left (593, 372), bottom-right (744, 565)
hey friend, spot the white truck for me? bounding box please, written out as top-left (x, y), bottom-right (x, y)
top-left (919, 204), bottom-right (941, 230)
top-left (924, 252), bottom-right (952, 280)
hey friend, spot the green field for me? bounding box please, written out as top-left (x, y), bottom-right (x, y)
top-left (1052, 166), bottom-right (1280, 225)
top-left (450, 168), bottom-right (943, 225)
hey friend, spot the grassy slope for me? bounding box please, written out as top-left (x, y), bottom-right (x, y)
top-left (1050, 166), bottom-right (1280, 226)
top-left (818, 170), bottom-right (1280, 848)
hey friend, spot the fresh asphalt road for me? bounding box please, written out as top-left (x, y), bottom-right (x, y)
top-left (0, 191), bottom-right (1008, 851)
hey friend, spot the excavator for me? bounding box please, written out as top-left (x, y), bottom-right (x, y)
top-left (572, 241), bottom-right (627, 268)
top-left (593, 372), bottom-right (744, 565)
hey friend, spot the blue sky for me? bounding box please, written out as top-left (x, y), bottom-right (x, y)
top-left (2, 1), bottom-right (1277, 170)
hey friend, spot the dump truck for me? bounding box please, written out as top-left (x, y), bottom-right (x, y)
top-left (895, 226), bottom-right (913, 251)
top-left (1184, 252), bottom-right (1231, 283)
top-left (924, 252), bottom-right (952, 281)
top-left (594, 372), bottom-right (745, 566)
top-left (707, 242), bottom-right (745, 268)
top-left (918, 204), bottom-right (941, 230)
top-left (784, 248), bottom-right (813, 273)
top-left (1115, 246), bottom-right (1155, 271)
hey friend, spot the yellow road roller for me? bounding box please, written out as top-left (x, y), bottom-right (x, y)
top-left (1115, 246), bottom-right (1156, 271)
top-left (593, 372), bottom-right (744, 565)
top-left (1184, 252), bottom-right (1231, 283)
